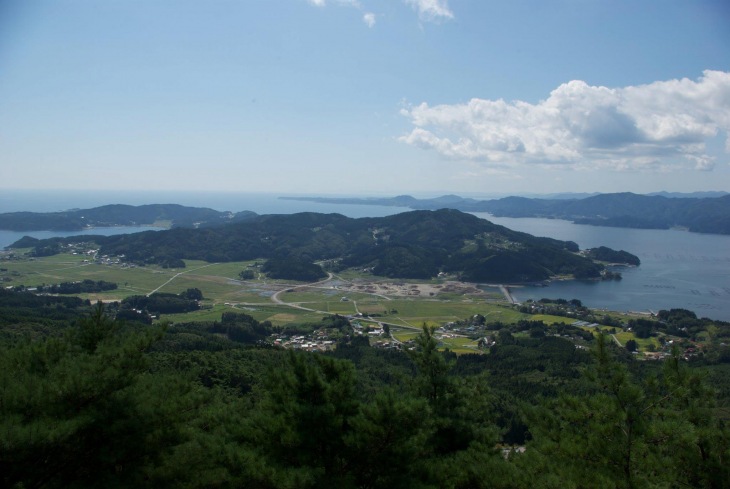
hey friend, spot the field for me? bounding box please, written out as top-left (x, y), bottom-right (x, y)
top-left (1, 252), bottom-right (529, 326)
top-left (0, 251), bottom-right (662, 352)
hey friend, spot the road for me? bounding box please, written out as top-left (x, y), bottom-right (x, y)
top-left (146, 263), bottom-right (218, 296)
top-left (269, 272), bottom-right (335, 310)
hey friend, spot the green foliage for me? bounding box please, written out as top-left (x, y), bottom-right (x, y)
top-left (0, 305), bottom-right (196, 489)
top-left (519, 333), bottom-right (730, 488)
top-left (2, 287), bottom-right (729, 488)
top-left (584, 245), bottom-right (641, 265)
top-left (262, 255), bottom-right (327, 281)
top-left (36, 279), bottom-right (118, 294)
top-left (238, 269), bottom-right (255, 280)
top-left (180, 287), bottom-right (203, 300)
top-left (0, 288), bottom-right (90, 343)
top-left (36, 209), bottom-right (609, 282)
top-left (121, 292), bottom-right (200, 315)
top-left (243, 352), bottom-right (360, 486)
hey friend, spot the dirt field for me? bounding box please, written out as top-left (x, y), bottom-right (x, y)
top-left (345, 280), bottom-right (488, 298)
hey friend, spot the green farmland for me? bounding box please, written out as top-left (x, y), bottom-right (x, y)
top-left (1, 252), bottom-right (668, 352)
top-left (0, 252), bottom-right (536, 329)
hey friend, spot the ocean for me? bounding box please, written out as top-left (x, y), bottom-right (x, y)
top-left (2, 189), bottom-right (729, 321)
top-left (0, 190), bottom-right (411, 249)
top-left (0, 189), bottom-right (412, 216)
top-left (475, 215), bottom-right (730, 321)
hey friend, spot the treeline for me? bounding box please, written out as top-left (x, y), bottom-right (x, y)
top-left (2, 301), bottom-right (729, 488)
top-left (33, 279), bottom-right (118, 294)
top-left (584, 245), bottom-right (641, 265)
top-left (121, 291), bottom-right (201, 315)
top-left (1, 290), bottom-right (730, 488)
top-left (22, 209), bottom-right (626, 282)
top-left (262, 255), bottom-right (327, 281)
top-left (0, 288), bottom-right (90, 341)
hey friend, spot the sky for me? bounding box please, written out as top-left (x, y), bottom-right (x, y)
top-left (1, 0), bottom-right (729, 197)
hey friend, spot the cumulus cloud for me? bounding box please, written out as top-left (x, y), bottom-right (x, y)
top-left (363, 12), bottom-right (376, 27)
top-left (405, 0), bottom-right (454, 21)
top-left (400, 71), bottom-right (730, 172)
top-left (307, 0), bottom-right (326, 6)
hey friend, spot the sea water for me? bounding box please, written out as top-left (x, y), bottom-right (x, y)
top-left (0, 190), bottom-right (411, 249)
top-left (1, 189), bottom-right (728, 320)
top-left (474, 214), bottom-right (730, 321)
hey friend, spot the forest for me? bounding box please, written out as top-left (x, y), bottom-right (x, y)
top-left (10, 209), bottom-right (635, 283)
top-left (1, 287), bottom-right (729, 489)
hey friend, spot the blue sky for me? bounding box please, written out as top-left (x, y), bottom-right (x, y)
top-left (1, 0), bottom-right (729, 196)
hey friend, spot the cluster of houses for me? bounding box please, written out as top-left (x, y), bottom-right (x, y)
top-left (272, 329), bottom-right (338, 352)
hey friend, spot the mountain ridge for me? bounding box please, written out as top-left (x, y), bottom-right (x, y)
top-left (283, 192), bottom-right (730, 235)
top-left (9, 209), bottom-right (638, 284)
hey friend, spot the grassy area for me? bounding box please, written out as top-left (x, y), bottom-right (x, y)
top-left (0, 254), bottom-right (542, 333)
top-left (438, 335), bottom-right (480, 353)
top-left (582, 326), bottom-right (663, 352)
top-left (530, 314), bottom-right (577, 325)
top-left (4, 253), bottom-right (653, 354)
top-left (159, 303), bottom-right (324, 326)
top-left (390, 327), bottom-right (481, 355)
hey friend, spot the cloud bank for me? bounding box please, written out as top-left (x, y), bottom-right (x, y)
top-left (400, 71), bottom-right (730, 172)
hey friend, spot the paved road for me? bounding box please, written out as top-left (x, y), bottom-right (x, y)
top-left (269, 273), bottom-right (334, 309)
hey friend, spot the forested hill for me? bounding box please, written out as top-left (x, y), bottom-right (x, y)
top-left (285, 192), bottom-right (730, 235)
top-left (18, 209), bottom-right (638, 282)
top-left (0, 204), bottom-right (257, 231)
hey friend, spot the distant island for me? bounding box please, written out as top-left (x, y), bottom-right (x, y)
top-left (282, 192), bottom-right (730, 235)
top-left (3, 193), bottom-right (728, 235)
top-left (8, 209), bottom-right (638, 284)
top-left (0, 204), bottom-right (257, 231)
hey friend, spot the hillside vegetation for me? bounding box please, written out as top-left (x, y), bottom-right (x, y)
top-left (11, 209), bottom-right (637, 283)
top-left (1, 290), bottom-right (729, 488)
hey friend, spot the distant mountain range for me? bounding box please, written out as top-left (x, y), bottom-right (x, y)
top-left (1, 192), bottom-right (728, 236)
top-left (8, 209), bottom-right (637, 283)
top-left (283, 192), bottom-right (730, 235)
top-left (0, 204), bottom-right (257, 231)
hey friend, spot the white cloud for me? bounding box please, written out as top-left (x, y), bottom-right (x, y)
top-left (400, 71), bottom-right (730, 172)
top-left (405, 0), bottom-right (454, 21)
top-left (306, 0), bottom-right (454, 24)
top-left (363, 12), bottom-right (376, 27)
top-left (307, 0), bottom-right (361, 7)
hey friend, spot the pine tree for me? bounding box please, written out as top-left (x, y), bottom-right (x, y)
top-left (519, 332), bottom-right (730, 488)
top-left (0, 305), bottom-right (193, 489)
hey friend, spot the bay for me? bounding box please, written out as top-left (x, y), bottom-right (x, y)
top-left (473, 214), bottom-right (730, 321)
top-left (2, 189), bottom-right (728, 320)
